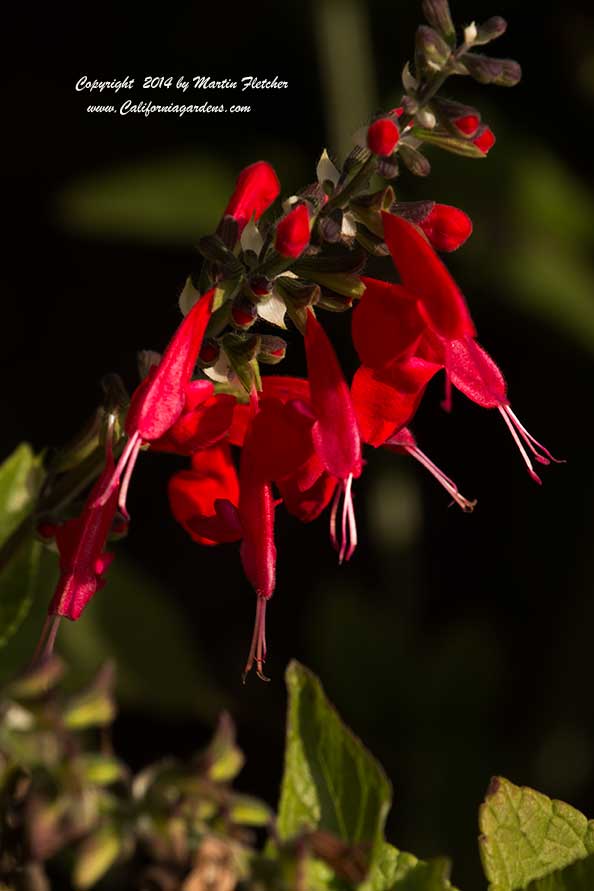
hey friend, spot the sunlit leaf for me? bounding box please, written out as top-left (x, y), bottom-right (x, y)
top-left (479, 777), bottom-right (594, 890)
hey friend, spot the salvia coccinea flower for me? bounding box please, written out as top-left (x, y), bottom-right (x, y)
top-left (95, 288), bottom-right (214, 517)
top-left (418, 204), bottom-right (473, 253)
top-left (352, 277), bottom-right (425, 369)
top-left (351, 356), bottom-right (443, 447)
top-left (381, 211), bottom-right (476, 341)
top-left (274, 203), bottom-right (311, 258)
top-left (367, 117), bottom-right (400, 157)
top-left (168, 444), bottom-right (241, 546)
top-left (305, 310), bottom-right (362, 563)
top-left (385, 427), bottom-right (476, 512)
top-left (34, 430), bottom-right (123, 663)
top-left (444, 336), bottom-right (562, 483)
top-left (238, 392), bottom-right (278, 681)
top-left (222, 160), bottom-right (280, 235)
top-left (229, 376), bottom-right (339, 525)
top-left (151, 380), bottom-right (235, 455)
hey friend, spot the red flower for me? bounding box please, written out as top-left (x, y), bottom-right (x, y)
top-left (352, 277), bottom-right (425, 369)
top-left (385, 427), bottom-right (476, 511)
top-left (381, 211), bottom-right (476, 340)
top-left (351, 356), bottom-right (442, 447)
top-left (305, 311), bottom-right (362, 562)
top-left (444, 336), bottom-right (561, 482)
top-left (367, 118), bottom-right (400, 156)
top-left (275, 203), bottom-right (310, 258)
top-left (472, 125), bottom-right (496, 155)
top-left (223, 161), bottom-right (280, 235)
top-left (95, 289), bottom-right (214, 517)
top-left (168, 444), bottom-right (241, 546)
top-left (418, 204), bottom-right (473, 252)
top-left (151, 380), bottom-right (235, 455)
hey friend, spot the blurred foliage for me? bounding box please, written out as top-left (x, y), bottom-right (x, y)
top-left (2, 660), bottom-right (594, 890)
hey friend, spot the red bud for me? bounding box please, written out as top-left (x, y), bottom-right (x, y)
top-left (223, 161), bottom-right (280, 235)
top-left (367, 118), bottom-right (400, 157)
top-left (275, 204), bottom-right (310, 258)
top-left (419, 204), bottom-right (473, 252)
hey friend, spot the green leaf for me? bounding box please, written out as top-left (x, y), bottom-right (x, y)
top-left (525, 852), bottom-right (594, 891)
top-left (0, 444), bottom-right (43, 550)
top-left (0, 538), bottom-right (44, 648)
top-left (362, 843), bottom-right (456, 891)
top-left (277, 661), bottom-right (391, 874)
top-left (229, 795), bottom-right (273, 827)
top-left (479, 777), bottom-right (594, 891)
top-left (73, 823), bottom-right (122, 889)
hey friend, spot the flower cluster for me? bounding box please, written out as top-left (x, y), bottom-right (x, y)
top-left (34, 0), bottom-right (559, 679)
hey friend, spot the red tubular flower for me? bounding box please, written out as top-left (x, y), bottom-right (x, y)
top-left (472, 125), bottom-right (496, 155)
top-left (222, 161), bottom-right (280, 235)
top-left (418, 204), bottom-right (473, 253)
top-left (33, 433), bottom-right (124, 665)
top-left (382, 211), bottom-right (476, 341)
top-left (445, 336), bottom-right (562, 483)
top-left (168, 444), bottom-right (241, 546)
top-left (275, 203), bottom-right (310, 258)
top-left (352, 277), bottom-right (425, 369)
top-left (385, 427), bottom-right (476, 511)
top-left (151, 380), bottom-right (235, 455)
top-left (367, 118), bottom-right (400, 156)
top-left (95, 289), bottom-right (214, 517)
top-left (351, 356), bottom-right (442, 447)
top-left (305, 311), bottom-right (362, 562)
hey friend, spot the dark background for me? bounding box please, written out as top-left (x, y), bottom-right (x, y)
top-left (2, 1), bottom-right (594, 887)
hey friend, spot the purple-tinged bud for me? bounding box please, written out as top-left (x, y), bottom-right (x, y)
top-left (416, 25), bottom-right (452, 71)
top-left (421, 0), bottom-right (455, 44)
top-left (399, 144), bottom-right (431, 177)
top-left (377, 156), bottom-right (399, 180)
top-left (231, 298), bottom-right (258, 330)
top-left (462, 53), bottom-right (522, 87)
top-left (258, 336), bottom-right (287, 365)
top-left (475, 17), bottom-right (507, 45)
top-left (198, 338), bottom-right (221, 368)
top-left (247, 275), bottom-right (273, 301)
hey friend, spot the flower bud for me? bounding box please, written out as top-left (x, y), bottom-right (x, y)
top-left (393, 200), bottom-right (435, 226)
top-left (432, 97), bottom-right (482, 137)
top-left (275, 203), bottom-right (310, 258)
top-left (247, 274), bottom-right (273, 301)
top-left (257, 335), bottom-right (287, 365)
top-left (472, 125), bottom-right (496, 155)
top-left (416, 25), bottom-right (452, 71)
top-left (274, 276), bottom-right (320, 308)
top-left (419, 204), bottom-right (473, 252)
top-left (222, 161), bottom-right (280, 236)
top-left (367, 118), bottom-right (399, 157)
top-left (475, 16), bottom-right (507, 45)
top-left (319, 210), bottom-right (344, 244)
top-left (231, 297), bottom-right (258, 330)
top-left (377, 156), bottom-right (399, 180)
top-left (462, 53), bottom-right (522, 87)
top-left (198, 338), bottom-right (221, 368)
top-left (317, 288), bottom-right (355, 312)
top-left (421, 0), bottom-right (455, 43)
top-left (399, 144), bottom-right (431, 177)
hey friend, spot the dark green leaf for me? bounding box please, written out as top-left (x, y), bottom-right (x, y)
top-left (0, 538), bottom-right (44, 649)
top-left (0, 444), bottom-right (43, 549)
